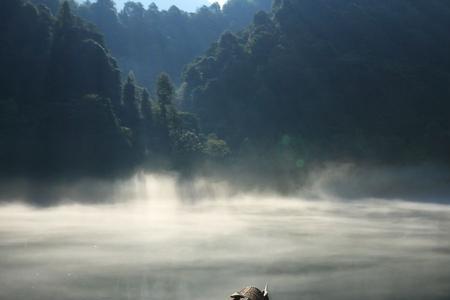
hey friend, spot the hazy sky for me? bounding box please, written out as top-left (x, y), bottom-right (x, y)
top-left (111, 0), bottom-right (225, 11)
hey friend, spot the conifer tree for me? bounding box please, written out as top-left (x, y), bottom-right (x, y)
top-left (122, 71), bottom-right (140, 129)
top-left (140, 88), bottom-right (153, 154)
top-left (156, 73), bottom-right (174, 107)
top-left (141, 88), bottom-right (152, 122)
top-left (57, 1), bottom-right (74, 29)
top-left (156, 73), bottom-right (175, 153)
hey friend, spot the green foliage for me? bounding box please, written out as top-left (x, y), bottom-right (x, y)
top-left (39, 94), bottom-right (134, 175)
top-left (203, 134), bottom-right (231, 159)
top-left (57, 1), bottom-right (73, 28)
top-left (223, 0), bottom-right (273, 30)
top-left (3, 0), bottom-right (450, 179)
top-left (0, 0), bottom-right (133, 176)
top-left (0, 0), bottom-right (269, 177)
top-left (47, 2), bottom-right (122, 105)
top-left (156, 73), bottom-right (174, 107)
top-left (182, 0), bottom-right (450, 165)
top-left (172, 130), bottom-right (204, 163)
top-left (122, 71), bottom-right (141, 129)
top-left (74, 0), bottom-right (271, 89)
top-left (177, 112), bottom-right (200, 133)
top-left (141, 88), bottom-right (152, 121)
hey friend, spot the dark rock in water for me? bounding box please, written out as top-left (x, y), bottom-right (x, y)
top-left (230, 285), bottom-right (269, 300)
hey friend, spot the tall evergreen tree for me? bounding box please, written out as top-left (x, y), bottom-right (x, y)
top-left (122, 71), bottom-right (140, 129)
top-left (140, 88), bottom-right (153, 154)
top-left (141, 88), bottom-right (152, 122)
top-left (155, 73), bottom-right (175, 153)
top-left (156, 73), bottom-right (174, 107)
top-left (57, 1), bottom-right (73, 29)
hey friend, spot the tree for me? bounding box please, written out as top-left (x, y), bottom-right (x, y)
top-left (204, 134), bottom-right (231, 159)
top-left (57, 1), bottom-right (74, 29)
top-left (30, 0), bottom-right (60, 13)
top-left (122, 71), bottom-right (140, 129)
top-left (172, 130), bottom-right (203, 166)
top-left (123, 71), bottom-right (137, 105)
top-left (141, 88), bottom-right (154, 153)
top-left (141, 88), bottom-right (152, 122)
top-left (72, 0), bottom-right (271, 90)
top-left (182, 0), bottom-right (450, 165)
top-left (156, 73), bottom-right (174, 107)
top-left (155, 73), bottom-right (174, 153)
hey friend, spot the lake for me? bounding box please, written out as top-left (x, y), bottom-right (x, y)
top-left (0, 174), bottom-right (449, 300)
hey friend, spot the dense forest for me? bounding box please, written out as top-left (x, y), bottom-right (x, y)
top-left (182, 0), bottom-right (450, 171)
top-left (31, 0), bottom-right (272, 88)
top-left (1, 0), bottom-right (450, 180)
top-left (0, 0), bottom-right (230, 177)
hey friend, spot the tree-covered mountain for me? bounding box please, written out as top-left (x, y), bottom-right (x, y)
top-left (31, 0), bottom-right (272, 89)
top-left (0, 0), bottom-right (229, 178)
top-left (3, 0), bottom-right (450, 181)
top-left (181, 0), bottom-right (450, 167)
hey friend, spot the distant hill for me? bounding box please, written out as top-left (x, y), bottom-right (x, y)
top-left (31, 0), bottom-right (273, 89)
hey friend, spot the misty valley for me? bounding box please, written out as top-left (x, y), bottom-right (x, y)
top-left (1, 0), bottom-right (450, 300)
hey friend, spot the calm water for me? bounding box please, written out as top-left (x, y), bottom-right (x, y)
top-left (0, 175), bottom-right (450, 300)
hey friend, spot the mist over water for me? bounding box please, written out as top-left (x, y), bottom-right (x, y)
top-left (1, 173), bottom-right (450, 300)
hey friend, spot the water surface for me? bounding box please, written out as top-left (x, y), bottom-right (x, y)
top-left (1, 176), bottom-right (449, 300)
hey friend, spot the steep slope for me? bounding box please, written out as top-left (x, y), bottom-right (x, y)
top-left (1, 0), bottom-right (233, 177)
top-left (181, 0), bottom-right (450, 164)
top-left (75, 0), bottom-right (272, 88)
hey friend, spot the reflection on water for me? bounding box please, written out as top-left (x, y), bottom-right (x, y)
top-left (0, 175), bottom-right (450, 300)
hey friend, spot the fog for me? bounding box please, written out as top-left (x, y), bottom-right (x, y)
top-left (1, 173), bottom-right (450, 300)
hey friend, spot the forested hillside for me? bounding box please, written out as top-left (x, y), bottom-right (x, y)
top-left (31, 0), bottom-right (272, 89)
top-left (0, 0), bottom-right (228, 177)
top-left (2, 0), bottom-right (450, 180)
top-left (182, 0), bottom-right (450, 167)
